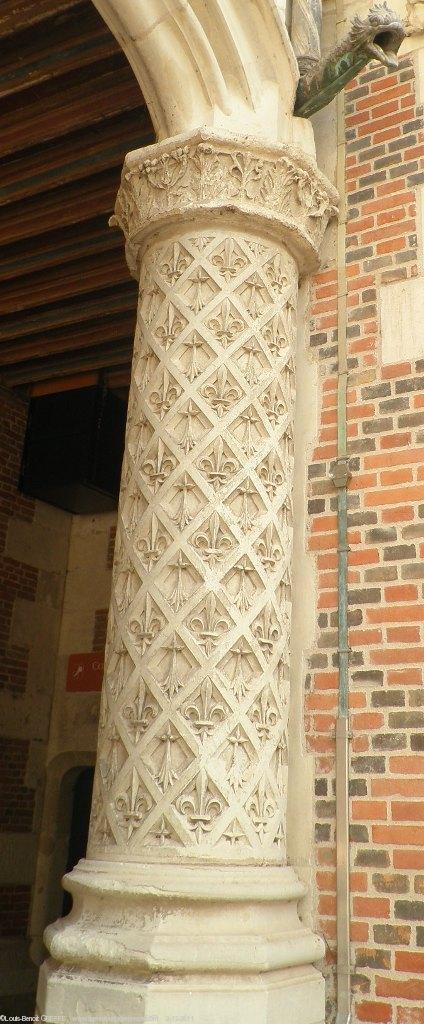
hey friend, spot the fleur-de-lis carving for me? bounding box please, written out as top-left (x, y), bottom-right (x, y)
top-left (129, 596), bottom-right (163, 655)
top-left (115, 768), bottom-right (152, 839)
top-left (141, 439), bottom-right (176, 492)
top-left (192, 512), bottom-right (234, 566)
top-left (183, 677), bottom-right (226, 741)
top-left (260, 382), bottom-right (287, 426)
top-left (148, 370), bottom-right (182, 419)
top-left (170, 473), bottom-right (198, 529)
top-left (263, 316), bottom-right (288, 358)
top-left (136, 515), bottom-right (168, 571)
top-left (207, 298), bottom-right (245, 347)
top-left (198, 437), bottom-right (238, 491)
top-left (160, 242), bottom-right (191, 284)
top-left (252, 605), bottom-right (281, 660)
top-left (257, 451), bottom-right (284, 498)
top-left (254, 524), bottom-right (283, 573)
top-left (211, 238), bottom-right (247, 281)
top-left (156, 724), bottom-right (179, 791)
top-left (249, 688), bottom-right (278, 741)
top-left (189, 593), bottom-right (230, 655)
top-left (177, 770), bottom-right (223, 841)
top-left (155, 304), bottom-right (186, 350)
top-left (122, 681), bottom-right (157, 744)
top-left (265, 253), bottom-right (290, 294)
top-left (247, 779), bottom-right (278, 841)
top-left (201, 366), bottom-right (241, 418)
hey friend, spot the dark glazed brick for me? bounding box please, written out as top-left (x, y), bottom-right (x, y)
top-left (315, 823), bottom-right (331, 842)
top-left (351, 756), bottom-right (386, 774)
top-left (388, 711), bottom-right (424, 728)
top-left (315, 779), bottom-right (327, 796)
top-left (348, 512), bottom-right (378, 527)
top-left (352, 670), bottom-right (383, 687)
top-left (349, 779), bottom-right (367, 796)
top-left (356, 850), bottom-right (390, 868)
top-left (366, 528), bottom-right (397, 543)
top-left (383, 544), bottom-right (416, 561)
top-left (372, 734), bottom-right (407, 751)
top-left (348, 588), bottom-right (381, 605)
top-left (395, 901), bottom-right (424, 921)
top-left (374, 924), bottom-right (411, 945)
top-left (411, 734), bottom-right (424, 751)
top-left (418, 927), bottom-right (424, 946)
top-left (373, 874), bottom-right (409, 894)
top-left (365, 567), bottom-right (397, 583)
top-left (362, 384), bottom-right (391, 400)
top-left (363, 417), bottom-right (393, 435)
top-left (349, 824), bottom-right (368, 843)
top-left (316, 800), bottom-right (336, 819)
top-left (371, 690), bottom-right (405, 708)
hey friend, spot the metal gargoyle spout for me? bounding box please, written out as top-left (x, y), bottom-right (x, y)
top-left (295, 3), bottom-right (405, 118)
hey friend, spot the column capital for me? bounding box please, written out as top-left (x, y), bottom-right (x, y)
top-left (111, 129), bottom-right (338, 279)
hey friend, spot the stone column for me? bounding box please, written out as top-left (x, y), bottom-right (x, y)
top-left (37, 130), bottom-right (337, 1024)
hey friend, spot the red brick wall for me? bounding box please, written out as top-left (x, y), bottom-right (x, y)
top-left (307, 55), bottom-right (424, 1023)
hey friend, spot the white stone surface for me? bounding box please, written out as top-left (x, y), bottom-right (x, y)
top-left (380, 276), bottom-right (424, 365)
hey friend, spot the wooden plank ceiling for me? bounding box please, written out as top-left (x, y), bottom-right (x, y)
top-left (0, 0), bottom-right (154, 392)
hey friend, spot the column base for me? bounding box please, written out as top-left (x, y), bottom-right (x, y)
top-left (37, 859), bottom-right (325, 1024)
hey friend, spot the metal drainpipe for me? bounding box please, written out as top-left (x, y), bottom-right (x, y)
top-left (332, 1), bottom-right (352, 1022)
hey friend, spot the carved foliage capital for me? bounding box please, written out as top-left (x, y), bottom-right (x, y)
top-left (112, 131), bottom-right (338, 277)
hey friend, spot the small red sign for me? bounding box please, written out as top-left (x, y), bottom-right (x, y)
top-left (66, 652), bottom-right (104, 692)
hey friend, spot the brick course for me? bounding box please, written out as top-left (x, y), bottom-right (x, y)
top-left (307, 55), bottom-right (424, 1023)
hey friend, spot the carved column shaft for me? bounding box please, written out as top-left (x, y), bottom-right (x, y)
top-left (38, 131), bottom-right (337, 1024)
top-left (90, 224), bottom-right (296, 864)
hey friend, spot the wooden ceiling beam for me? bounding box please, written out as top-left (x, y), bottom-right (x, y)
top-left (0, 111), bottom-right (152, 207)
top-left (0, 315), bottom-right (135, 366)
top-left (0, 220), bottom-right (121, 282)
top-left (0, 171), bottom-right (119, 245)
top-left (0, 286), bottom-right (137, 342)
top-left (0, 251), bottom-right (130, 315)
top-left (0, 0), bottom-right (82, 39)
top-left (1, 64), bottom-right (143, 157)
top-left (0, 5), bottom-right (117, 99)
top-left (3, 339), bottom-right (133, 386)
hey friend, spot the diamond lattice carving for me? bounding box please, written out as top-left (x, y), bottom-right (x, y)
top-left (89, 228), bottom-right (298, 864)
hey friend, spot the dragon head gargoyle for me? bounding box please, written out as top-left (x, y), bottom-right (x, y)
top-left (354, 3), bottom-right (406, 69)
top-left (295, 3), bottom-right (406, 118)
